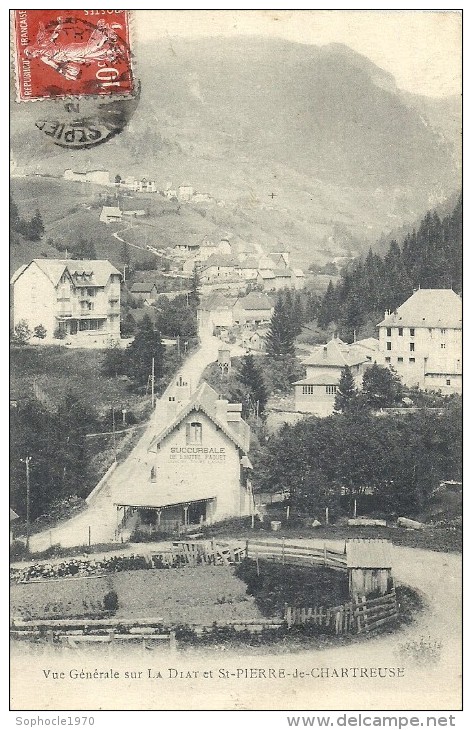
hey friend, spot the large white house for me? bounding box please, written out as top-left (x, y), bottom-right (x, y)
top-left (11, 259), bottom-right (122, 346)
top-left (293, 337), bottom-right (376, 416)
top-left (113, 382), bottom-right (253, 535)
top-left (377, 289), bottom-right (462, 394)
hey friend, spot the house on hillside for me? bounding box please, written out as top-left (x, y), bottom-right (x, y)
top-left (100, 206), bottom-right (122, 225)
top-left (257, 268), bottom-right (294, 291)
top-left (377, 289), bottom-right (462, 394)
top-left (198, 294), bottom-right (237, 333)
top-left (178, 184), bottom-right (194, 201)
top-left (130, 282), bottom-right (159, 305)
top-left (11, 259), bottom-right (121, 346)
top-left (113, 382), bottom-right (253, 535)
top-left (200, 254), bottom-right (240, 283)
top-left (293, 337), bottom-right (370, 416)
top-left (120, 198), bottom-right (147, 217)
top-left (232, 292), bottom-right (274, 326)
top-left (237, 257), bottom-right (259, 281)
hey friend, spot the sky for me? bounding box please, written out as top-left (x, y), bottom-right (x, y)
top-left (135, 9), bottom-right (461, 98)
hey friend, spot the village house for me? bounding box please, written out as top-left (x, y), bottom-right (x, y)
top-left (100, 206), bottom-right (122, 225)
top-left (178, 184), bottom-right (195, 202)
top-left (293, 337), bottom-right (371, 416)
top-left (129, 282), bottom-right (159, 305)
top-left (113, 382), bottom-right (253, 535)
top-left (236, 257), bottom-right (260, 281)
top-left (257, 267), bottom-right (295, 291)
top-left (197, 293), bottom-right (237, 333)
top-left (240, 327), bottom-right (268, 352)
top-left (199, 254), bottom-right (241, 283)
top-left (377, 288), bottom-right (462, 394)
top-left (64, 168), bottom-right (110, 186)
top-left (11, 259), bottom-right (121, 346)
top-left (232, 292), bottom-right (274, 326)
top-left (120, 198), bottom-right (148, 217)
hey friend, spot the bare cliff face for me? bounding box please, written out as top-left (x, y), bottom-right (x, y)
top-left (10, 38), bottom-right (460, 267)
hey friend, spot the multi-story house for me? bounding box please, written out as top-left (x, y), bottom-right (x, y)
top-left (11, 259), bottom-right (122, 346)
top-left (377, 289), bottom-right (462, 394)
top-left (293, 337), bottom-right (373, 416)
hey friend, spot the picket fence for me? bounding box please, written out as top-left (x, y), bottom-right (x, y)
top-left (284, 591), bottom-right (398, 635)
top-left (245, 540), bottom-right (347, 571)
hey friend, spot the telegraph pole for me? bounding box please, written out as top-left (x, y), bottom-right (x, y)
top-left (21, 456), bottom-right (32, 553)
top-left (151, 357), bottom-right (155, 408)
top-left (112, 407), bottom-right (117, 462)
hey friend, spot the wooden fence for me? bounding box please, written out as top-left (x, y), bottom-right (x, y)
top-left (246, 540), bottom-right (347, 571)
top-left (284, 591), bottom-right (398, 635)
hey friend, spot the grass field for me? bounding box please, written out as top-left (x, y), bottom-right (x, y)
top-left (11, 566), bottom-right (265, 625)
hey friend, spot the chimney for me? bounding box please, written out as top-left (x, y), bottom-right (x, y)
top-left (227, 403), bottom-right (242, 423)
top-left (215, 398), bottom-right (229, 422)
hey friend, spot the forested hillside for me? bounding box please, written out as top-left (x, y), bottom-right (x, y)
top-left (318, 196), bottom-right (462, 340)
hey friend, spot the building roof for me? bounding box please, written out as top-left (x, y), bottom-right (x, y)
top-left (199, 293), bottom-right (237, 312)
top-left (258, 269), bottom-right (275, 279)
top-left (101, 206), bottom-right (121, 217)
top-left (238, 257), bottom-right (259, 269)
top-left (201, 254), bottom-right (239, 270)
top-left (130, 282), bottom-right (158, 293)
top-left (293, 268), bottom-right (305, 277)
top-left (345, 539), bottom-right (393, 569)
top-left (11, 259), bottom-right (121, 288)
top-left (377, 289), bottom-right (462, 329)
top-left (10, 508), bottom-right (19, 521)
top-left (233, 292), bottom-right (273, 311)
top-left (293, 373), bottom-right (340, 386)
top-left (273, 268), bottom-right (293, 278)
top-left (302, 338), bottom-right (367, 368)
top-left (148, 382), bottom-right (250, 453)
top-left (114, 477), bottom-right (216, 509)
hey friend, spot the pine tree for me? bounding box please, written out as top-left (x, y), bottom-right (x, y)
top-left (126, 315), bottom-right (165, 387)
top-left (317, 280), bottom-right (337, 329)
top-left (10, 195), bottom-right (20, 231)
top-left (265, 294), bottom-right (295, 357)
top-left (188, 265), bottom-right (201, 309)
top-left (334, 365), bottom-right (357, 412)
top-left (28, 210), bottom-right (45, 241)
top-left (361, 364), bottom-right (403, 409)
top-left (238, 354), bottom-right (268, 416)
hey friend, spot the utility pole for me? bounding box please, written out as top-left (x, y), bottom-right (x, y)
top-left (21, 456), bottom-right (32, 553)
top-left (112, 407), bottom-right (117, 462)
top-left (151, 357), bottom-right (155, 408)
top-left (122, 264), bottom-right (128, 282)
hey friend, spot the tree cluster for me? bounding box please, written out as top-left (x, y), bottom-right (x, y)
top-left (334, 364), bottom-right (403, 413)
top-left (318, 196), bottom-right (462, 340)
top-left (254, 400), bottom-right (461, 517)
top-left (10, 394), bottom-right (99, 520)
top-left (10, 195), bottom-right (45, 242)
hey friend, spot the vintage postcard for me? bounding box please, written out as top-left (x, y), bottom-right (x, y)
top-left (9, 9), bottom-right (462, 715)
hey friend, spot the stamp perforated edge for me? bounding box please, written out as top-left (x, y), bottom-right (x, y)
top-left (11, 9), bottom-right (139, 103)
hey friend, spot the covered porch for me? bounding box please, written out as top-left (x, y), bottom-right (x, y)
top-left (114, 484), bottom-right (217, 539)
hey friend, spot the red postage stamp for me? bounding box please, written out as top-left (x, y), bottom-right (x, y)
top-left (12, 10), bottom-right (135, 101)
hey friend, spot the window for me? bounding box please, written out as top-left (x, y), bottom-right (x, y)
top-left (326, 386), bottom-right (337, 395)
top-left (87, 288), bottom-right (95, 297)
top-left (386, 328), bottom-right (392, 337)
top-left (446, 379), bottom-right (451, 386)
top-left (302, 385), bottom-right (314, 395)
top-left (441, 343), bottom-right (446, 349)
top-left (398, 327), bottom-right (403, 336)
top-left (410, 328), bottom-right (415, 337)
top-left (409, 342), bottom-right (415, 352)
top-left (186, 421), bottom-right (202, 444)
top-left (441, 328), bottom-right (446, 335)
top-left (387, 342), bottom-right (392, 351)
top-left (87, 302), bottom-right (94, 311)
top-left (150, 466), bottom-right (156, 482)
top-left (409, 357), bottom-right (415, 364)
top-left (397, 357), bottom-right (403, 364)
top-left (385, 357), bottom-right (391, 363)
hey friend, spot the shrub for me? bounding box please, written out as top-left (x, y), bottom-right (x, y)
top-left (103, 590), bottom-right (119, 613)
top-left (10, 539), bottom-right (28, 561)
top-left (12, 320), bottom-right (32, 346)
top-left (33, 324), bottom-right (47, 339)
top-left (53, 327), bottom-right (66, 340)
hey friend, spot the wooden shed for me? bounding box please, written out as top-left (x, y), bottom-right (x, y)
top-left (345, 539), bottom-right (394, 598)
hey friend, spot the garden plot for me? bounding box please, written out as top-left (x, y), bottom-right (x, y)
top-left (11, 575), bottom-right (112, 621)
top-left (110, 565), bottom-right (263, 624)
